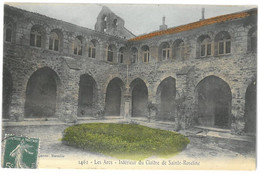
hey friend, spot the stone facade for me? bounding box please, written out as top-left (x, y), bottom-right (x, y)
top-left (3, 5), bottom-right (257, 135)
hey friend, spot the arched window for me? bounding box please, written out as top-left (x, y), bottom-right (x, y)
top-left (30, 25), bottom-right (45, 48)
top-left (159, 42), bottom-right (170, 61)
top-left (118, 47), bottom-right (125, 63)
top-left (102, 15), bottom-right (107, 32)
top-left (215, 31), bottom-right (231, 55)
top-left (4, 17), bottom-right (13, 42)
top-left (131, 47), bottom-right (138, 63)
top-left (49, 31), bottom-right (59, 51)
top-left (88, 40), bottom-right (97, 58)
top-left (248, 27), bottom-right (257, 52)
top-left (113, 19), bottom-right (118, 28)
top-left (141, 45), bottom-right (150, 63)
top-left (73, 36), bottom-right (83, 55)
top-left (107, 44), bottom-right (116, 62)
top-left (173, 39), bottom-right (185, 60)
top-left (199, 36), bottom-right (212, 57)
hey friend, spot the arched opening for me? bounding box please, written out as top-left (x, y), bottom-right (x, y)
top-left (105, 78), bottom-right (123, 116)
top-left (131, 47), bottom-right (138, 63)
top-left (78, 74), bottom-right (98, 117)
top-left (118, 47), bottom-right (126, 63)
top-left (248, 27), bottom-right (257, 52)
top-left (107, 44), bottom-right (116, 62)
top-left (88, 40), bottom-right (98, 58)
top-left (102, 15), bottom-right (108, 32)
top-left (156, 77), bottom-right (176, 121)
top-left (24, 67), bottom-right (60, 118)
top-left (49, 29), bottom-right (63, 52)
top-left (244, 80), bottom-right (256, 134)
top-left (158, 42), bottom-right (170, 61)
top-left (131, 78), bottom-right (148, 117)
top-left (2, 68), bottom-right (13, 119)
top-left (113, 18), bottom-right (118, 28)
top-left (215, 31), bottom-right (231, 55)
top-left (30, 25), bottom-right (46, 48)
top-left (141, 45), bottom-right (150, 63)
top-left (196, 35), bottom-right (212, 58)
top-left (4, 16), bottom-right (14, 42)
top-left (196, 76), bottom-right (232, 128)
top-left (173, 39), bottom-right (185, 61)
top-left (73, 36), bottom-right (83, 56)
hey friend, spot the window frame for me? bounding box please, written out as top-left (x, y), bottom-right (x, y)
top-left (218, 38), bottom-right (231, 55)
top-left (49, 32), bottom-right (59, 51)
top-left (162, 47), bottom-right (170, 61)
top-left (200, 38), bottom-right (212, 57)
top-left (88, 43), bottom-right (96, 58)
top-left (73, 37), bottom-right (83, 56)
top-left (30, 29), bottom-right (42, 48)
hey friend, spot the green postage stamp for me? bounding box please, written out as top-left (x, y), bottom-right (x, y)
top-left (2, 135), bottom-right (39, 169)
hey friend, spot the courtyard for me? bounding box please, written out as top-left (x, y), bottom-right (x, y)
top-left (1, 119), bottom-right (256, 169)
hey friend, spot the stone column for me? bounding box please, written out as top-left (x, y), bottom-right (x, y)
top-left (175, 74), bottom-right (189, 130)
top-left (124, 64), bottom-right (131, 121)
top-left (230, 87), bottom-right (246, 135)
top-left (59, 69), bottom-right (80, 123)
top-left (9, 91), bottom-right (25, 121)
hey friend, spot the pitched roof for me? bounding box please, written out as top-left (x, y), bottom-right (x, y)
top-left (129, 8), bottom-right (257, 42)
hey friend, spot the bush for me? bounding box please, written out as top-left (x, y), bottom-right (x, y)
top-left (62, 123), bottom-right (190, 160)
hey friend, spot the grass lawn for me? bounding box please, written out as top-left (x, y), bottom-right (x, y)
top-left (62, 123), bottom-right (190, 160)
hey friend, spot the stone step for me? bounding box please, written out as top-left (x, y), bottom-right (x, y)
top-left (194, 126), bottom-right (231, 133)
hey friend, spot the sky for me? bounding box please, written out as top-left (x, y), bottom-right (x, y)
top-left (6, 3), bottom-right (256, 36)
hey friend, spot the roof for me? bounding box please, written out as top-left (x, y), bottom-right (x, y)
top-left (129, 8), bottom-right (257, 42)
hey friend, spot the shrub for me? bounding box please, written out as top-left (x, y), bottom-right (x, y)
top-left (62, 123), bottom-right (189, 160)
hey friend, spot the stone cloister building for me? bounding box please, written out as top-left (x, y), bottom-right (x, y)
top-left (3, 5), bottom-right (257, 135)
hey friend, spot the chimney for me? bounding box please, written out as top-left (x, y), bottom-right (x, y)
top-left (200, 8), bottom-right (205, 20)
top-left (159, 16), bottom-right (168, 30)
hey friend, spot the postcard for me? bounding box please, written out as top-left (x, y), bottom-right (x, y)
top-left (1, 2), bottom-right (257, 170)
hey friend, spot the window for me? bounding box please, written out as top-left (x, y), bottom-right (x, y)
top-left (173, 40), bottom-right (185, 60)
top-left (131, 47), bottom-right (138, 63)
top-left (49, 32), bottom-right (59, 51)
top-left (102, 15), bottom-right (107, 32)
top-left (250, 31), bottom-right (257, 52)
top-left (248, 27), bottom-right (257, 52)
top-left (113, 19), bottom-right (118, 28)
top-left (73, 37), bottom-right (83, 55)
top-left (215, 31), bottom-right (231, 55)
top-left (4, 17), bottom-right (13, 42)
top-left (5, 28), bottom-right (12, 42)
top-left (118, 47), bottom-right (125, 63)
top-left (30, 26), bottom-right (43, 48)
top-left (160, 42), bottom-right (170, 61)
top-left (107, 45), bottom-right (116, 62)
top-left (119, 53), bottom-right (124, 63)
top-left (200, 38), bottom-right (212, 57)
top-left (88, 40), bottom-right (96, 58)
top-left (142, 46), bottom-right (150, 63)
